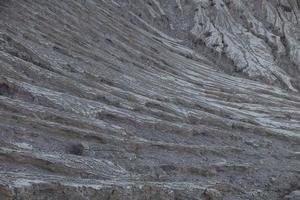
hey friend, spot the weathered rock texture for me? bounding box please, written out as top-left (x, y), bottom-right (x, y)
top-left (0, 0), bottom-right (300, 199)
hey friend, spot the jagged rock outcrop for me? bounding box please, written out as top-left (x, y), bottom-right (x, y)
top-left (0, 0), bottom-right (299, 199)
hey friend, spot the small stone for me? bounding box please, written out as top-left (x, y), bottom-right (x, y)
top-left (204, 188), bottom-right (222, 200)
top-left (245, 140), bottom-right (259, 148)
top-left (270, 177), bottom-right (276, 183)
top-left (262, 139), bottom-right (273, 148)
top-left (0, 83), bottom-right (11, 96)
top-left (68, 143), bottom-right (85, 156)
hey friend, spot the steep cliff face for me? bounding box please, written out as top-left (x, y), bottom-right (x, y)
top-left (0, 0), bottom-right (300, 199)
top-left (120, 0), bottom-right (300, 90)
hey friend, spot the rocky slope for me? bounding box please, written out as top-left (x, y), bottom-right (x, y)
top-left (0, 0), bottom-right (300, 199)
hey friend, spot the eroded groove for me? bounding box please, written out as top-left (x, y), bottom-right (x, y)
top-left (0, 0), bottom-right (299, 199)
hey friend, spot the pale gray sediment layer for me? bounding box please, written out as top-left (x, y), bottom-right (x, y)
top-left (0, 0), bottom-right (300, 199)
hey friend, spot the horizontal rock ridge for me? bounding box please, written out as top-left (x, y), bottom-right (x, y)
top-left (0, 0), bottom-right (299, 199)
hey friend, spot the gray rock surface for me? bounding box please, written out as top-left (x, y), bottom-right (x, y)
top-left (0, 0), bottom-right (299, 199)
top-left (284, 190), bottom-right (300, 200)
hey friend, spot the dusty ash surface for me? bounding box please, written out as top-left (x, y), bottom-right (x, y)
top-left (0, 0), bottom-right (300, 199)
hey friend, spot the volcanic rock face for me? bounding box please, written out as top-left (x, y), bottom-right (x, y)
top-left (0, 0), bottom-right (300, 199)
